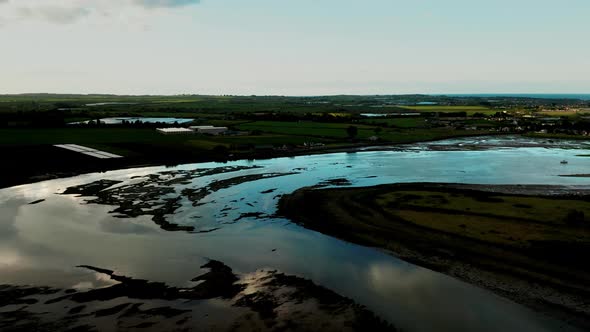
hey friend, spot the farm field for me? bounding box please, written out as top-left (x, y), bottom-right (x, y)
top-left (236, 121), bottom-right (379, 138)
top-left (399, 105), bottom-right (498, 115)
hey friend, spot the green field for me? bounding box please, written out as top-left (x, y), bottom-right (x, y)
top-left (233, 121), bottom-right (483, 143)
top-left (398, 105), bottom-right (497, 115)
top-left (400, 105), bottom-right (490, 111)
top-left (0, 128), bottom-right (339, 157)
top-left (0, 122), bottom-right (488, 156)
top-left (236, 121), bottom-right (380, 139)
top-left (378, 128), bottom-right (486, 143)
top-left (377, 189), bottom-right (590, 246)
top-left (0, 128), bottom-right (187, 146)
top-left (0, 94), bottom-right (365, 115)
top-left (360, 118), bottom-right (429, 128)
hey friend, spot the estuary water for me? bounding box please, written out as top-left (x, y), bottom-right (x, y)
top-left (1, 136), bottom-right (589, 331)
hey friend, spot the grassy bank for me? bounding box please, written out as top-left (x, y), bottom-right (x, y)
top-left (278, 183), bottom-right (590, 326)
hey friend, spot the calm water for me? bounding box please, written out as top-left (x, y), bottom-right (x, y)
top-left (1, 136), bottom-right (589, 331)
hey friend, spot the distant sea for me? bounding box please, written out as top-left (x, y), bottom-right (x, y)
top-left (441, 94), bottom-right (590, 101)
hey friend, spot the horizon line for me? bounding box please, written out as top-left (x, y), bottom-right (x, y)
top-left (1, 92), bottom-right (589, 98)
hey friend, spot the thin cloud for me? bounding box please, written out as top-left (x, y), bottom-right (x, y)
top-left (17, 6), bottom-right (90, 24)
top-left (2, 0), bottom-right (201, 25)
top-left (135, 0), bottom-right (200, 8)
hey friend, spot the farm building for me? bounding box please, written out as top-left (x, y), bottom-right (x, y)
top-left (156, 128), bottom-right (194, 135)
top-left (189, 126), bottom-right (228, 135)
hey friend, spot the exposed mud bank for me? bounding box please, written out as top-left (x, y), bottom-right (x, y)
top-left (0, 260), bottom-right (395, 332)
top-left (61, 166), bottom-right (297, 233)
top-left (278, 183), bottom-right (590, 329)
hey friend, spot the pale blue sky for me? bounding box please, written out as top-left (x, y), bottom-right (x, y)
top-left (0, 0), bottom-right (588, 95)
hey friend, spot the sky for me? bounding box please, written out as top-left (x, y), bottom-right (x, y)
top-left (0, 0), bottom-right (589, 95)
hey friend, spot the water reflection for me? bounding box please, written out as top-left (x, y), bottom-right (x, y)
top-left (366, 264), bottom-right (557, 332)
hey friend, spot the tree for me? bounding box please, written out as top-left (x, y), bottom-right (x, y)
top-left (374, 127), bottom-right (382, 135)
top-left (346, 125), bottom-right (358, 139)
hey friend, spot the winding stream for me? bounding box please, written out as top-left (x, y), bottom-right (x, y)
top-left (2, 136), bottom-right (590, 331)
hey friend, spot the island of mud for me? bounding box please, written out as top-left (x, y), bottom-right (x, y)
top-left (61, 166), bottom-right (297, 233)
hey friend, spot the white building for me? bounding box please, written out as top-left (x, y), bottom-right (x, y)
top-left (189, 126), bottom-right (215, 130)
top-left (156, 128), bottom-right (194, 135)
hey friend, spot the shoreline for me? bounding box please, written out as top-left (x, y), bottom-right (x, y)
top-left (277, 183), bottom-right (590, 330)
top-left (0, 133), bottom-right (520, 190)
